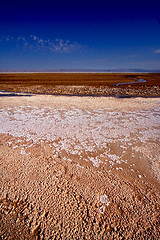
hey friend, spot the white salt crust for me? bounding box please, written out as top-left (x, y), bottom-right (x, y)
top-left (0, 98), bottom-right (160, 170)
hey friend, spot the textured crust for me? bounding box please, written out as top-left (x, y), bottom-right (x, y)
top-left (0, 95), bottom-right (160, 239)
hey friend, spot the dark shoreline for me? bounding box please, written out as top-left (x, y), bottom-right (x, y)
top-left (0, 90), bottom-right (160, 99)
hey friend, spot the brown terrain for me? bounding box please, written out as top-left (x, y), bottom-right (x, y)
top-left (0, 73), bottom-right (160, 239)
top-left (0, 72), bottom-right (160, 97)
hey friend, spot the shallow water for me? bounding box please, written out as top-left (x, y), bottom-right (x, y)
top-left (0, 91), bottom-right (32, 97)
top-left (115, 78), bottom-right (147, 86)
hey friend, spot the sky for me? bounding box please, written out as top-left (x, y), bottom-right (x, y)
top-left (0, 0), bottom-right (160, 72)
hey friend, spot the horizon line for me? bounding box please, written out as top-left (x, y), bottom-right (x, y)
top-left (0, 71), bottom-right (153, 74)
top-left (0, 68), bottom-right (160, 74)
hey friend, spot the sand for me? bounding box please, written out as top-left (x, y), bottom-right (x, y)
top-left (0, 95), bottom-right (160, 239)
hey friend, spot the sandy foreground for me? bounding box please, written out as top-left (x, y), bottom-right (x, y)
top-left (0, 94), bottom-right (160, 239)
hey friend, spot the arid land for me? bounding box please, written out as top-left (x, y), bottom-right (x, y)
top-left (0, 73), bottom-right (160, 239)
top-left (0, 73), bottom-right (160, 97)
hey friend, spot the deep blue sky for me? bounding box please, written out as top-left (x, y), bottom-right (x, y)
top-left (0, 0), bottom-right (160, 71)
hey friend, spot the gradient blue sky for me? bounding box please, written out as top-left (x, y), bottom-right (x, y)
top-left (0, 0), bottom-right (160, 71)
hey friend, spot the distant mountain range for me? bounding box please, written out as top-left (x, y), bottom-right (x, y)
top-left (0, 69), bottom-right (160, 73)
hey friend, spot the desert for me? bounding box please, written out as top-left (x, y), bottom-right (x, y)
top-left (0, 73), bottom-right (160, 239)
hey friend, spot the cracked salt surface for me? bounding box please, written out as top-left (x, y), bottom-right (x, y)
top-left (99, 194), bottom-right (110, 214)
top-left (0, 102), bottom-right (160, 169)
top-left (99, 205), bottom-right (106, 214)
top-left (21, 148), bottom-right (26, 155)
top-left (100, 194), bottom-right (110, 206)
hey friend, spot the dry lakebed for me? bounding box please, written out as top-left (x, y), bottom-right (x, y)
top-left (0, 82), bottom-right (160, 239)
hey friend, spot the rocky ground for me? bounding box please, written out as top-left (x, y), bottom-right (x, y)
top-left (0, 72), bottom-right (160, 98)
top-left (0, 95), bottom-right (160, 239)
top-left (1, 84), bottom-right (160, 98)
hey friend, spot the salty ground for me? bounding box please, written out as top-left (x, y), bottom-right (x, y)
top-left (0, 94), bottom-right (160, 239)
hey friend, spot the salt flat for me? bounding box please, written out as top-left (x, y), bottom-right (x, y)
top-left (0, 95), bottom-right (160, 239)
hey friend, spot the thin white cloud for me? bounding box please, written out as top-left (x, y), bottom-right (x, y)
top-left (48, 38), bottom-right (81, 52)
top-left (1, 35), bottom-right (81, 53)
top-left (6, 36), bottom-right (14, 41)
top-left (17, 36), bottom-right (26, 41)
top-left (154, 49), bottom-right (160, 53)
top-left (24, 42), bottom-right (29, 47)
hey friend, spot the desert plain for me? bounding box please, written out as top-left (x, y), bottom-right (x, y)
top-left (0, 73), bottom-right (160, 239)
